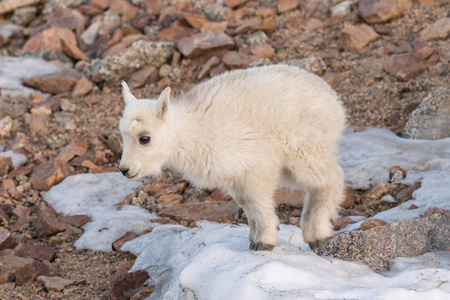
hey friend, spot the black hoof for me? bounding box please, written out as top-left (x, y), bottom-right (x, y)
top-left (308, 238), bottom-right (330, 250)
top-left (250, 241), bottom-right (275, 251)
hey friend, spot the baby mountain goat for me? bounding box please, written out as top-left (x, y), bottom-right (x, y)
top-left (119, 65), bottom-right (346, 250)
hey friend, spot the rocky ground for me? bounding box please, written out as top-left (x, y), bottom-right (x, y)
top-left (0, 0), bottom-right (449, 299)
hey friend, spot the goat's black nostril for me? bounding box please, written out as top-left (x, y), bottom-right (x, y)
top-left (119, 167), bottom-right (129, 176)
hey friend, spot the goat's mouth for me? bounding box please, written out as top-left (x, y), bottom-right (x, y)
top-left (126, 172), bottom-right (139, 179)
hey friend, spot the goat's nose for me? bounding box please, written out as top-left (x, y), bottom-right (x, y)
top-left (119, 167), bottom-right (129, 176)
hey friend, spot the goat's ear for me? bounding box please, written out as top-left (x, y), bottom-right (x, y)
top-left (122, 81), bottom-right (137, 105)
top-left (156, 87), bottom-right (170, 118)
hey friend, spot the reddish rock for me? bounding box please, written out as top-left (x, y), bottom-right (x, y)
top-left (14, 243), bottom-right (56, 263)
top-left (155, 27), bottom-right (198, 43)
top-left (128, 65), bottom-right (159, 89)
top-left (359, 218), bottom-right (388, 231)
top-left (78, 5), bottom-right (103, 16)
top-left (341, 186), bottom-right (356, 208)
top-left (0, 230), bottom-right (17, 251)
top-left (140, 183), bottom-right (171, 194)
top-left (197, 56), bottom-right (220, 79)
top-left (408, 204), bottom-right (418, 210)
top-left (110, 268), bottom-right (149, 300)
top-left (361, 183), bottom-right (399, 203)
top-left (182, 8), bottom-right (209, 29)
top-left (0, 255), bottom-right (33, 270)
top-left (110, 0), bottom-right (139, 21)
top-left (384, 53), bottom-right (427, 81)
top-left (43, 8), bottom-right (86, 32)
top-left (342, 209), bottom-right (367, 217)
top-left (26, 114), bottom-right (48, 135)
top-left (177, 32), bottom-right (234, 58)
top-left (339, 23), bottom-right (379, 52)
top-left (15, 260), bottom-right (59, 285)
top-left (274, 190), bottom-right (304, 208)
top-left (24, 69), bottom-right (83, 94)
top-left (81, 160), bottom-right (102, 173)
top-left (222, 51), bottom-right (251, 68)
top-left (37, 275), bottom-right (74, 292)
top-left (130, 285), bottom-right (155, 300)
top-left (201, 22), bottom-right (227, 33)
top-left (112, 232), bottom-right (138, 251)
top-left (30, 159), bottom-right (68, 190)
top-left (36, 216), bottom-right (69, 238)
top-left (422, 206), bottom-right (450, 218)
top-left (57, 135), bottom-right (88, 165)
top-left (12, 205), bottom-right (31, 219)
top-left (159, 201), bottom-right (240, 222)
top-left (91, 0), bottom-right (113, 10)
top-left (61, 38), bottom-right (89, 61)
top-left (0, 269), bottom-right (14, 284)
top-left (250, 44), bottom-right (275, 59)
top-left (151, 217), bottom-right (171, 224)
top-left (9, 164), bottom-right (33, 179)
top-left (157, 194), bottom-right (183, 204)
top-left (277, 0), bottom-right (299, 14)
top-left (419, 17), bottom-right (450, 42)
top-left (334, 217), bottom-right (355, 230)
top-left (210, 189), bottom-right (232, 202)
top-left (0, 156), bottom-right (13, 176)
top-left (72, 77), bottom-right (94, 97)
top-left (22, 27), bottom-right (77, 53)
top-left (58, 214), bottom-right (91, 228)
top-left (154, 183), bottom-right (186, 197)
top-left (144, 0), bottom-right (166, 15)
top-left (359, 0), bottom-right (413, 24)
top-left (396, 181), bottom-right (421, 202)
top-left (225, 0), bottom-right (248, 8)
top-left (255, 20), bottom-right (277, 34)
top-left (2, 178), bottom-right (16, 189)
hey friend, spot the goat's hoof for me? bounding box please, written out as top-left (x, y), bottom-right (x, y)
top-left (250, 242), bottom-right (275, 251)
top-left (308, 238), bottom-right (330, 250)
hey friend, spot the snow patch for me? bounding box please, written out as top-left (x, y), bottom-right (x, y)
top-left (0, 56), bottom-right (71, 98)
top-left (340, 127), bottom-right (450, 223)
top-left (44, 172), bottom-right (155, 252)
top-left (0, 150), bottom-right (27, 168)
top-left (122, 221), bottom-right (450, 300)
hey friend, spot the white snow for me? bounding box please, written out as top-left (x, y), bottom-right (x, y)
top-left (122, 221), bottom-right (450, 300)
top-left (340, 127), bottom-right (450, 228)
top-left (44, 128), bottom-right (450, 299)
top-left (43, 172), bottom-right (156, 251)
top-left (0, 150), bottom-right (27, 168)
top-left (0, 56), bottom-right (71, 98)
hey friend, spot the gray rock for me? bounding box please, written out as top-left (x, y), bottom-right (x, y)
top-left (402, 87), bottom-right (450, 140)
top-left (203, 3), bottom-right (231, 22)
top-left (80, 20), bottom-right (101, 46)
top-left (11, 6), bottom-right (37, 26)
top-left (84, 40), bottom-right (175, 82)
top-left (246, 31), bottom-right (268, 46)
top-left (43, 0), bottom-right (85, 15)
top-left (316, 213), bottom-right (450, 272)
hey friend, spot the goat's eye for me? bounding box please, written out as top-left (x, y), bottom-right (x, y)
top-left (139, 136), bottom-right (150, 145)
